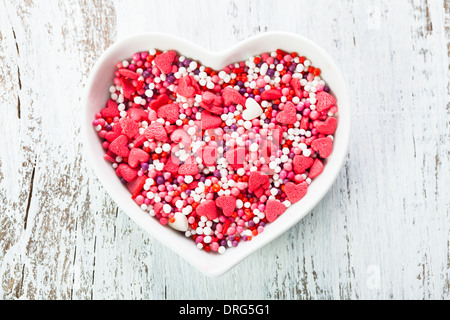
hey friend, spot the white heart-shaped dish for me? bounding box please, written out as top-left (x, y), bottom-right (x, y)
top-left (82, 32), bottom-right (351, 278)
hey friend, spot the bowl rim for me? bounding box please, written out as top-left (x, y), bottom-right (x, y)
top-left (81, 31), bottom-right (351, 278)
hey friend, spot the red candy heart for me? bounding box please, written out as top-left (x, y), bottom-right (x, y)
top-left (261, 89), bottom-right (282, 101)
top-left (128, 108), bottom-right (149, 122)
top-left (177, 75), bottom-right (200, 98)
top-left (316, 91), bottom-right (336, 112)
top-left (201, 111), bottom-right (222, 130)
top-left (120, 118), bottom-right (139, 138)
top-left (144, 122), bottom-right (168, 142)
top-left (315, 117), bottom-right (338, 135)
top-left (309, 158), bottom-right (324, 179)
top-left (101, 99), bottom-right (120, 118)
top-left (225, 147), bottom-right (247, 169)
top-left (215, 196), bottom-right (236, 217)
top-left (293, 155), bottom-right (314, 174)
top-left (196, 200), bottom-right (218, 220)
top-left (157, 103), bottom-right (179, 124)
top-left (276, 102), bottom-right (297, 124)
top-left (222, 87), bottom-right (246, 106)
top-left (249, 171), bottom-right (270, 198)
top-left (311, 137), bottom-right (333, 158)
top-left (128, 148), bottom-right (150, 168)
top-left (200, 92), bottom-right (224, 115)
top-left (154, 51), bottom-right (176, 75)
top-left (265, 200), bottom-right (286, 223)
top-left (171, 129), bottom-right (192, 146)
top-left (109, 135), bottom-right (130, 158)
top-left (285, 182), bottom-right (308, 204)
top-left (149, 94), bottom-right (170, 111)
top-left (116, 164), bottom-right (138, 183)
top-left (290, 78), bottom-right (303, 98)
top-left (178, 157), bottom-right (199, 176)
top-left (198, 146), bottom-right (218, 167)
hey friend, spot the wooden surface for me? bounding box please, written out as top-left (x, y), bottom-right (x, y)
top-left (0, 0), bottom-right (448, 300)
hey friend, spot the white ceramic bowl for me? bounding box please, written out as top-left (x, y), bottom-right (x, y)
top-left (82, 32), bottom-right (351, 278)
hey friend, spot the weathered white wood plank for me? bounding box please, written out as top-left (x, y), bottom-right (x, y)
top-left (0, 0), bottom-right (448, 300)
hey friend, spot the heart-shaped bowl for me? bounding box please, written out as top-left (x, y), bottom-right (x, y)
top-left (81, 32), bottom-right (351, 278)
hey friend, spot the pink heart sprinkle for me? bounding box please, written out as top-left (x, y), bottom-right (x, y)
top-left (265, 199), bottom-right (286, 223)
top-left (248, 171), bottom-right (270, 192)
top-left (201, 111), bottom-right (222, 130)
top-left (178, 157), bottom-right (199, 176)
top-left (261, 89), bottom-right (282, 101)
top-left (144, 122), bottom-right (168, 142)
top-left (285, 182), bottom-right (308, 204)
top-left (315, 117), bottom-right (338, 135)
top-left (222, 87), bottom-right (246, 106)
top-left (109, 135), bottom-right (130, 158)
top-left (157, 103), bottom-right (180, 124)
top-left (198, 146), bottom-right (218, 167)
top-left (120, 118), bottom-right (139, 139)
top-left (154, 51), bottom-right (176, 75)
top-left (309, 158), bottom-right (324, 179)
top-left (276, 102), bottom-right (297, 125)
top-left (116, 164), bottom-right (138, 183)
top-left (196, 200), bottom-right (218, 220)
top-left (101, 99), bottom-right (120, 118)
top-left (293, 155), bottom-right (314, 174)
top-left (316, 91), bottom-right (336, 113)
top-left (149, 94), bottom-right (170, 111)
top-left (215, 196), bottom-right (236, 217)
top-left (311, 137), bottom-right (333, 158)
top-left (128, 148), bottom-right (150, 169)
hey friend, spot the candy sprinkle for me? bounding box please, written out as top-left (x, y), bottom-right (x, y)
top-left (93, 49), bottom-right (339, 254)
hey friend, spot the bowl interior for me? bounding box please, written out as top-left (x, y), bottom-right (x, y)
top-left (82, 32), bottom-right (351, 278)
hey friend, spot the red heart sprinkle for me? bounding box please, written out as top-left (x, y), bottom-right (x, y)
top-left (149, 94), bottom-right (170, 111)
top-left (154, 51), bottom-right (176, 75)
top-left (215, 196), bottom-right (237, 217)
top-left (120, 77), bottom-right (136, 100)
top-left (144, 122), bottom-right (168, 142)
top-left (316, 91), bottom-right (336, 112)
top-left (261, 89), bottom-right (282, 101)
top-left (309, 158), bottom-right (324, 179)
top-left (120, 118), bottom-right (139, 139)
top-left (222, 87), bottom-right (246, 106)
top-left (118, 68), bottom-right (140, 80)
top-left (171, 129), bottom-right (192, 147)
top-left (177, 75), bottom-right (200, 98)
top-left (293, 155), bottom-right (314, 174)
top-left (198, 146), bottom-right (218, 167)
top-left (196, 200), bottom-right (218, 220)
top-left (116, 164), bottom-right (138, 182)
top-left (200, 92), bottom-right (224, 115)
top-left (290, 78), bottom-right (303, 98)
top-left (128, 108), bottom-right (149, 122)
top-left (157, 103), bottom-right (180, 124)
top-left (109, 135), bottom-right (130, 158)
top-left (225, 147), bottom-right (247, 169)
top-left (265, 199), bottom-right (286, 223)
top-left (201, 111), bottom-right (222, 130)
top-left (128, 148), bottom-right (150, 168)
top-left (276, 102), bottom-right (297, 124)
top-left (178, 157), bottom-right (199, 176)
top-left (285, 182), bottom-right (308, 204)
top-left (315, 117), bottom-right (338, 135)
top-left (101, 99), bottom-right (120, 118)
top-left (248, 171), bottom-right (270, 192)
top-left (311, 137), bottom-right (333, 158)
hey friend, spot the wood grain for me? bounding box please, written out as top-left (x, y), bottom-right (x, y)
top-left (0, 0), bottom-right (448, 300)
